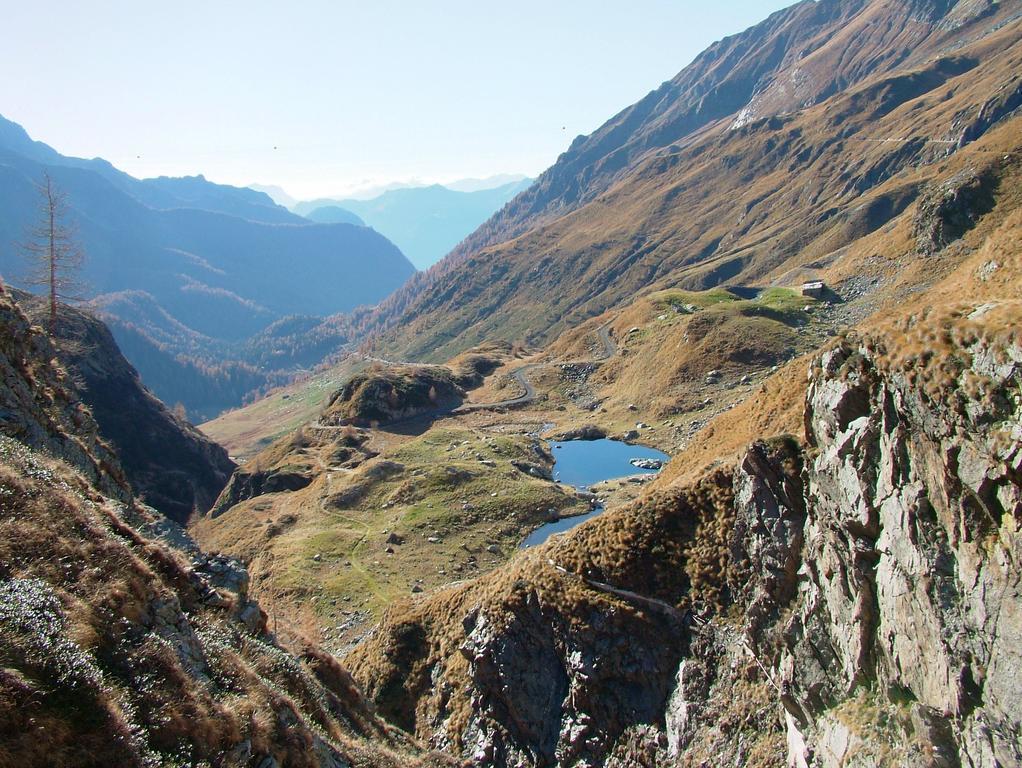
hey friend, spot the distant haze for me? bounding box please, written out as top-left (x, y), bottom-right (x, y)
top-left (0, 1), bottom-right (792, 198)
top-left (441, 175), bottom-right (530, 194)
top-left (294, 178), bottom-right (534, 269)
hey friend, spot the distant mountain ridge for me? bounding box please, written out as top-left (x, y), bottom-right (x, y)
top-left (294, 178), bottom-right (533, 269)
top-left (247, 182), bottom-right (297, 208)
top-left (444, 173), bottom-right (530, 193)
top-left (0, 117), bottom-right (298, 225)
top-left (304, 205), bottom-right (366, 226)
top-left (0, 114), bottom-right (416, 418)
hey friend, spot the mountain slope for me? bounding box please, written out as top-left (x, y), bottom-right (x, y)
top-left (346, 184), bottom-right (1022, 767)
top-left (295, 180), bottom-right (532, 270)
top-left (355, 0), bottom-right (1022, 362)
top-left (195, 112), bottom-right (1022, 767)
top-left (14, 290), bottom-right (237, 523)
top-left (0, 283), bottom-right (454, 768)
top-left (0, 113), bottom-right (415, 366)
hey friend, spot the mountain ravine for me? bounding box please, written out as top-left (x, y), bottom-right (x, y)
top-left (346, 297), bottom-right (1021, 767)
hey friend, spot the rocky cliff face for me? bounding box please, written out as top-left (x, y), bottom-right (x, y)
top-left (0, 285), bottom-right (128, 499)
top-left (348, 299), bottom-right (1021, 767)
top-left (14, 290), bottom-right (236, 524)
top-left (777, 313), bottom-right (1020, 767)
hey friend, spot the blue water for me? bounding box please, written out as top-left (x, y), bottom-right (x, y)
top-left (520, 508), bottom-right (603, 549)
top-left (550, 439), bottom-right (668, 489)
top-left (521, 439), bottom-right (669, 549)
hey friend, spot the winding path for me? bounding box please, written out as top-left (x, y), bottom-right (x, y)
top-left (334, 321), bottom-right (618, 426)
top-left (454, 321), bottom-right (617, 413)
top-left (595, 323), bottom-right (616, 360)
top-left (452, 362), bottom-right (542, 413)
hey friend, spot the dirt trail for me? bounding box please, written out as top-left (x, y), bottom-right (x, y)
top-left (335, 323), bottom-right (617, 426)
top-left (456, 322), bottom-right (617, 412)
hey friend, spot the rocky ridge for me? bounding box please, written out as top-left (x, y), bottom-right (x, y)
top-left (14, 290), bottom-right (236, 524)
top-left (0, 285), bottom-right (128, 500)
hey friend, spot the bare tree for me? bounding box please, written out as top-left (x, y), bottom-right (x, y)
top-left (22, 172), bottom-right (84, 335)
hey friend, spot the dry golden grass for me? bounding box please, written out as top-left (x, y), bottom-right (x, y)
top-left (0, 439), bottom-right (453, 767)
top-left (652, 359), bottom-right (807, 488)
top-left (366, 21), bottom-right (1022, 365)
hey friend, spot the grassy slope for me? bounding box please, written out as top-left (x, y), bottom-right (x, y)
top-left (342, 135), bottom-right (1022, 763)
top-left (192, 419), bottom-right (586, 651)
top-left (192, 282), bottom-right (843, 650)
top-left (366, 17), bottom-right (1022, 363)
top-left (201, 358), bottom-right (364, 462)
top-left (0, 441), bottom-right (458, 768)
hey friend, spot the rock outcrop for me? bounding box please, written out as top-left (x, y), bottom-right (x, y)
top-left (348, 300), bottom-right (1021, 767)
top-left (13, 290), bottom-right (236, 524)
top-left (776, 318), bottom-right (1021, 767)
top-left (0, 286), bottom-right (128, 499)
top-left (913, 168), bottom-right (996, 254)
top-left (208, 423), bottom-right (375, 518)
top-left (210, 464), bottom-right (314, 519)
top-left (323, 364), bottom-right (466, 427)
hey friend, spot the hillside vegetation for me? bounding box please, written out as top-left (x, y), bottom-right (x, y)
top-left (193, 342), bottom-right (586, 649)
top-left (0, 286), bottom-right (453, 768)
top-left (351, 0), bottom-right (1022, 362)
top-left (5, 1), bottom-right (1019, 766)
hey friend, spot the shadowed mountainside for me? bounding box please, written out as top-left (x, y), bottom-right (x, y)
top-left (0, 284), bottom-right (455, 768)
top-left (14, 290), bottom-right (236, 524)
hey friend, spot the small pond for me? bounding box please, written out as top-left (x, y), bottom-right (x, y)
top-left (520, 439), bottom-right (669, 549)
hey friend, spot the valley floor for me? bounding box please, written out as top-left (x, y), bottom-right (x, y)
top-left (193, 276), bottom-right (863, 652)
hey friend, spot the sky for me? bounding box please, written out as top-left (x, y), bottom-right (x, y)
top-left (1, 1), bottom-right (794, 200)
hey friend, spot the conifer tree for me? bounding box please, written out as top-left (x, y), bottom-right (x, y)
top-left (22, 172), bottom-right (84, 335)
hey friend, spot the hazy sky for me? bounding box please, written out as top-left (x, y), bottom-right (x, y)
top-left (1, 1), bottom-right (793, 199)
